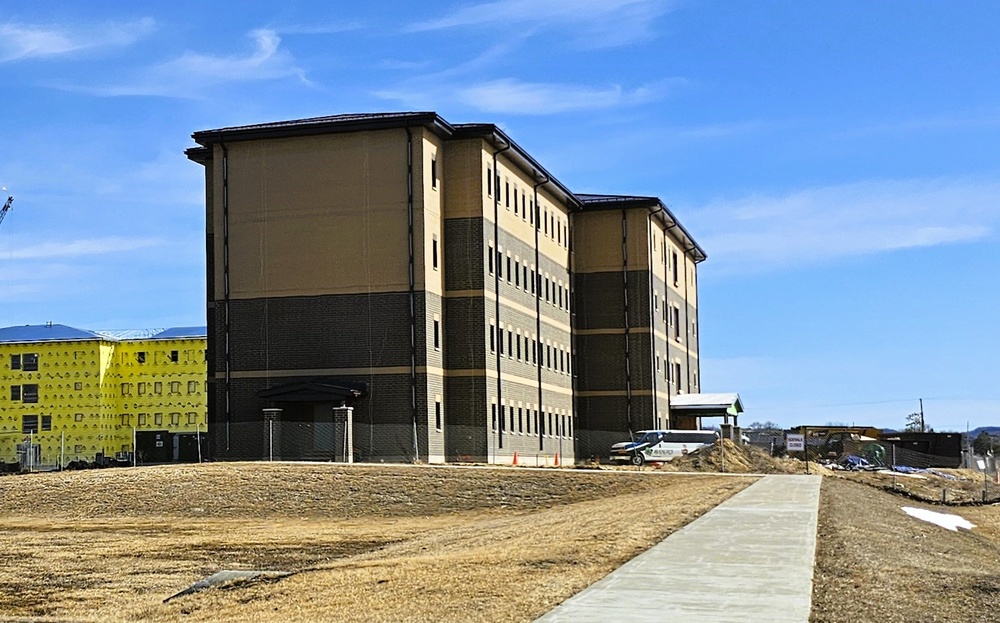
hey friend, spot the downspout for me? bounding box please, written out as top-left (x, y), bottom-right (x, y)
top-left (660, 218), bottom-right (680, 428)
top-left (220, 142), bottom-right (231, 452)
top-left (621, 208), bottom-right (633, 435)
top-left (532, 172), bottom-right (548, 452)
top-left (405, 127), bottom-right (419, 462)
top-left (492, 140), bottom-right (511, 455)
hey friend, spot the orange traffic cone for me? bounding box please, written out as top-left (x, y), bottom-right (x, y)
top-left (512, 451), bottom-right (518, 466)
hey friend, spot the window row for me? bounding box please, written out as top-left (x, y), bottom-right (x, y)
top-left (487, 243), bottom-right (570, 312)
top-left (135, 412), bottom-right (199, 426)
top-left (21, 414), bottom-right (51, 433)
top-left (654, 356), bottom-right (685, 389)
top-left (121, 381), bottom-right (203, 396)
top-left (490, 403), bottom-right (573, 438)
top-left (489, 323), bottom-right (571, 375)
top-left (10, 384), bottom-right (39, 403)
top-left (10, 353), bottom-right (39, 372)
top-left (485, 167), bottom-right (569, 249)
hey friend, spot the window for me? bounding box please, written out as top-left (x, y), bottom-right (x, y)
top-left (170, 413), bottom-right (180, 426)
top-left (137, 351), bottom-right (146, 364)
top-left (514, 187), bottom-right (519, 215)
top-left (10, 354), bottom-right (20, 370)
top-left (516, 333), bottom-right (522, 360)
top-left (654, 294), bottom-right (659, 312)
top-left (500, 405), bottom-right (506, 431)
top-left (514, 260), bottom-right (520, 287)
top-left (22, 384), bottom-right (38, 403)
top-left (488, 243), bottom-right (495, 274)
top-left (497, 248), bottom-right (503, 278)
top-left (506, 255), bottom-right (512, 282)
top-left (507, 330), bottom-right (513, 358)
top-left (432, 235), bottom-right (439, 270)
top-left (672, 307), bottom-right (681, 340)
top-left (42, 415), bottom-right (51, 432)
top-left (187, 412), bottom-right (197, 425)
top-left (431, 156), bottom-right (438, 190)
top-left (154, 382), bottom-right (162, 395)
top-left (188, 381), bottom-right (199, 394)
top-left (523, 265), bottom-right (528, 291)
top-left (505, 179), bottom-right (510, 208)
top-left (154, 413), bottom-right (163, 426)
top-left (492, 403), bottom-right (497, 431)
top-left (138, 382), bottom-right (146, 396)
top-left (169, 381), bottom-right (181, 394)
top-left (672, 251), bottom-right (679, 285)
top-left (10, 385), bottom-right (21, 401)
top-left (74, 382), bottom-right (82, 391)
top-left (498, 327), bottom-right (504, 355)
top-left (170, 350), bottom-right (179, 363)
top-left (518, 407), bottom-right (524, 433)
top-left (433, 318), bottom-right (441, 350)
top-left (487, 167), bottom-right (492, 196)
top-left (435, 400), bottom-right (442, 431)
top-left (22, 415), bottom-right (38, 434)
top-left (138, 413), bottom-right (148, 426)
top-left (543, 209), bottom-right (548, 234)
top-left (529, 199), bottom-right (534, 225)
top-left (673, 363), bottom-right (682, 389)
top-left (490, 324), bottom-right (496, 353)
top-left (527, 408), bottom-right (532, 434)
top-left (23, 353), bottom-right (38, 371)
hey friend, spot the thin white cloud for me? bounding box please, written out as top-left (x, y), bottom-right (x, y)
top-left (408, 0), bottom-right (671, 47)
top-left (276, 21), bottom-right (366, 35)
top-left (6, 237), bottom-right (162, 260)
top-left (688, 177), bottom-right (1000, 274)
top-left (0, 18), bottom-right (154, 62)
top-left (71, 29), bottom-right (306, 97)
top-left (377, 77), bottom-right (677, 115)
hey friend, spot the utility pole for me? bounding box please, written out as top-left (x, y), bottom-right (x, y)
top-left (920, 398), bottom-right (925, 433)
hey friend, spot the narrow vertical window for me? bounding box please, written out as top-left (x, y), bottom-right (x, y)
top-left (497, 248), bottom-right (503, 278)
top-left (488, 243), bottom-right (495, 274)
top-left (514, 260), bottom-right (521, 287)
top-left (499, 327), bottom-right (505, 355)
top-left (492, 403), bottom-right (498, 431)
top-left (433, 318), bottom-right (440, 350)
top-left (435, 400), bottom-right (442, 430)
top-left (432, 235), bottom-right (439, 270)
top-left (514, 187), bottom-right (519, 215)
top-left (672, 251), bottom-right (679, 285)
top-left (431, 157), bottom-right (438, 190)
top-left (487, 167), bottom-right (492, 196)
top-left (10, 354), bottom-right (21, 370)
top-left (490, 324), bottom-right (496, 352)
top-left (505, 180), bottom-right (510, 208)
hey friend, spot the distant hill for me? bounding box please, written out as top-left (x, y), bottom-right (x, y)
top-left (969, 426), bottom-right (1000, 438)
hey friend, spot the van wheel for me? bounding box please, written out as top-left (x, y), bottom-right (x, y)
top-left (630, 453), bottom-right (645, 466)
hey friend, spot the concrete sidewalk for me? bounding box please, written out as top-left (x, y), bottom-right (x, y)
top-left (535, 475), bottom-right (822, 623)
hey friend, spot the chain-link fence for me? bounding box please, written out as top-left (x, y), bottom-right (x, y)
top-left (0, 428), bottom-right (208, 473)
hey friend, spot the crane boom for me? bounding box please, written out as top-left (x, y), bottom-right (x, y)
top-left (0, 195), bottom-right (12, 227)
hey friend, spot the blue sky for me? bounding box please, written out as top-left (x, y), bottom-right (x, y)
top-left (1, 1), bottom-right (997, 431)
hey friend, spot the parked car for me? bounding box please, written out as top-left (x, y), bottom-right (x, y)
top-left (610, 429), bottom-right (720, 465)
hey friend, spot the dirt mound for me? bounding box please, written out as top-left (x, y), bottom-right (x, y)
top-left (664, 439), bottom-right (803, 474)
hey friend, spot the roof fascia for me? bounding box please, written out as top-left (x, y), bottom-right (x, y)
top-left (192, 113), bottom-right (453, 147)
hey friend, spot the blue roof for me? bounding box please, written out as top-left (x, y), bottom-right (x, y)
top-left (151, 326), bottom-right (207, 339)
top-left (0, 324), bottom-right (106, 344)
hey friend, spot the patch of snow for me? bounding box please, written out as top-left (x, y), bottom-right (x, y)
top-left (902, 506), bottom-right (976, 532)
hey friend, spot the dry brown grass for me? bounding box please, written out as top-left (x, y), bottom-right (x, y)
top-left (0, 463), bottom-right (753, 622)
top-left (812, 477), bottom-right (1000, 623)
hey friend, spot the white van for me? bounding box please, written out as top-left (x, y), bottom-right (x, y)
top-left (609, 429), bottom-right (719, 465)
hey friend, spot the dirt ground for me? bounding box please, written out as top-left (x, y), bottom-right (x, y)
top-left (0, 463), bottom-right (752, 622)
top-left (812, 477), bottom-right (1000, 623)
top-left (5, 452), bottom-right (1000, 623)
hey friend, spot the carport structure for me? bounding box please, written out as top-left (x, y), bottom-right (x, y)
top-left (670, 393), bottom-right (744, 439)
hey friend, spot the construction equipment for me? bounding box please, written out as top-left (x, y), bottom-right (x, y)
top-left (0, 189), bottom-right (12, 227)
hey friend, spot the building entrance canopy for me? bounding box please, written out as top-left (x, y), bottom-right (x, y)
top-left (257, 378), bottom-right (366, 403)
top-left (670, 393), bottom-right (744, 430)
